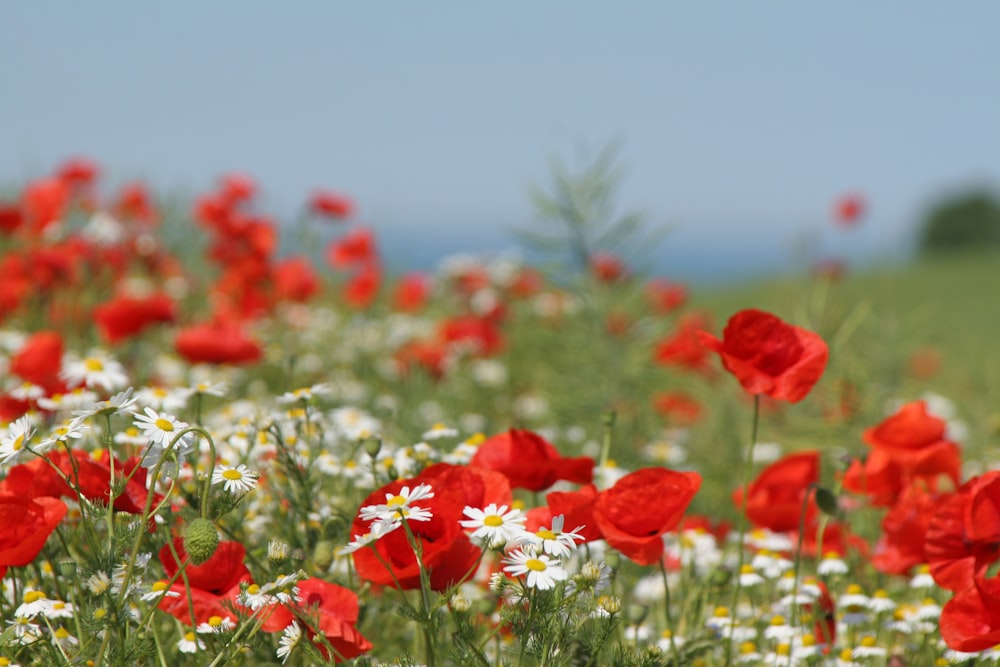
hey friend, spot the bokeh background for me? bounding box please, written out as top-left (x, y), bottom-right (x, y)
top-left (3, 2), bottom-right (999, 283)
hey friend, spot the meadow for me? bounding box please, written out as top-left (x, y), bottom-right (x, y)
top-left (0, 160), bottom-right (999, 666)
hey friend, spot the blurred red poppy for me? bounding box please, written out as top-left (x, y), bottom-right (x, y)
top-left (652, 392), bottom-right (703, 426)
top-left (274, 256), bottom-right (321, 303)
top-left (593, 467), bottom-right (701, 565)
top-left (309, 189), bottom-right (355, 220)
top-left (175, 322), bottom-right (262, 365)
top-left (393, 272), bottom-right (431, 312)
top-left (833, 193), bottom-right (865, 227)
top-left (941, 574), bottom-right (1000, 652)
top-left (926, 470), bottom-right (1000, 592)
top-left (327, 227), bottom-right (377, 268)
top-left (645, 279), bottom-right (688, 314)
top-left (0, 495), bottom-right (67, 569)
top-left (470, 429), bottom-right (593, 492)
top-left (652, 312), bottom-right (714, 376)
top-left (733, 450), bottom-right (820, 533)
top-left (261, 578), bottom-right (373, 662)
top-left (698, 309), bottom-right (828, 403)
top-left (871, 486), bottom-right (939, 576)
top-left (589, 252), bottom-right (628, 283)
top-left (93, 293), bottom-right (176, 344)
top-left (9, 331), bottom-right (64, 394)
top-left (344, 262), bottom-right (381, 309)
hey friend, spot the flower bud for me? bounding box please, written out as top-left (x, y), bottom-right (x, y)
top-left (183, 518), bottom-right (219, 565)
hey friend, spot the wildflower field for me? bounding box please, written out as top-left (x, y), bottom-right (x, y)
top-left (1, 159), bottom-right (999, 667)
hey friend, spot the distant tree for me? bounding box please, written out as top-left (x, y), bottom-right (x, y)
top-left (919, 190), bottom-right (1000, 254)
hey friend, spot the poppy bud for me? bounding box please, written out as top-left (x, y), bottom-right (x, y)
top-left (313, 540), bottom-right (335, 571)
top-left (183, 518), bottom-right (219, 565)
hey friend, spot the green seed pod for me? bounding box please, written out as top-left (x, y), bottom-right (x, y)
top-left (313, 540), bottom-right (335, 570)
top-left (184, 518), bottom-right (219, 565)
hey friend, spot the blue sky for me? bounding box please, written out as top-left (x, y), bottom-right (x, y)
top-left (3, 3), bottom-right (1000, 283)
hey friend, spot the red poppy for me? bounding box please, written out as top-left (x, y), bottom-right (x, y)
top-left (698, 309), bottom-right (828, 403)
top-left (219, 173), bottom-right (257, 205)
top-left (9, 331), bottom-right (64, 394)
top-left (0, 495), bottom-right (67, 569)
top-left (470, 429), bottom-right (593, 492)
top-left (113, 181), bottom-right (158, 224)
top-left (93, 293), bottom-right (176, 344)
top-left (438, 316), bottom-right (504, 356)
top-left (327, 227), bottom-right (377, 268)
top-left (394, 339), bottom-right (449, 379)
top-left (393, 273), bottom-right (431, 312)
top-left (525, 484), bottom-right (603, 543)
top-left (833, 193), bottom-right (865, 227)
top-left (56, 157), bottom-right (100, 188)
top-left (871, 486), bottom-right (939, 576)
top-left (589, 252), bottom-right (628, 283)
top-left (0, 203), bottom-right (22, 234)
top-left (926, 471), bottom-right (1000, 592)
top-left (733, 450), bottom-right (820, 533)
top-left (343, 262), bottom-right (381, 309)
top-left (351, 464), bottom-right (510, 591)
top-left (645, 279), bottom-right (688, 314)
top-left (941, 574), bottom-right (1000, 652)
top-left (274, 256), bottom-right (321, 303)
top-left (157, 538), bottom-right (249, 627)
top-left (652, 392), bottom-right (703, 426)
top-left (653, 312), bottom-right (714, 376)
top-left (175, 322), bottom-right (262, 365)
top-left (261, 578), bottom-right (372, 662)
top-left (22, 177), bottom-right (70, 235)
top-left (593, 467), bottom-right (701, 565)
top-left (864, 400), bottom-right (955, 457)
top-left (309, 189), bottom-right (355, 220)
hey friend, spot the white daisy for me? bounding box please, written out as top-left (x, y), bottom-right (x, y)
top-left (278, 384), bottom-right (332, 404)
top-left (359, 484), bottom-right (434, 524)
top-left (0, 416), bottom-right (35, 466)
top-left (460, 504), bottom-right (528, 548)
top-left (35, 420), bottom-right (85, 453)
top-left (502, 549), bottom-right (568, 590)
top-left (139, 581), bottom-right (180, 602)
top-left (60, 352), bottom-right (129, 392)
top-left (276, 622), bottom-right (302, 664)
top-left (196, 615), bottom-right (235, 634)
top-left (211, 464), bottom-right (259, 495)
top-left (136, 385), bottom-right (188, 412)
top-left (177, 631), bottom-right (205, 654)
top-left (8, 382), bottom-right (45, 402)
top-left (338, 520), bottom-right (401, 556)
top-left (422, 423), bottom-right (459, 440)
top-left (188, 380), bottom-right (229, 398)
top-left (14, 591), bottom-right (52, 619)
top-left (72, 387), bottom-right (138, 421)
top-left (51, 627), bottom-right (79, 650)
top-left (516, 514), bottom-right (585, 557)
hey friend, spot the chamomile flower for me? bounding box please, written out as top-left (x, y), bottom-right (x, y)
top-left (61, 351), bottom-right (129, 392)
top-left (177, 631), bottom-right (205, 654)
top-left (852, 635), bottom-right (886, 659)
top-left (818, 551), bottom-right (849, 576)
top-left (136, 385), bottom-right (188, 412)
top-left (422, 423), bottom-right (459, 440)
top-left (868, 589), bottom-right (897, 613)
top-left (8, 382), bottom-right (44, 402)
top-left (133, 407), bottom-right (189, 448)
top-left (910, 564), bottom-right (936, 589)
top-left (188, 380), bottom-right (229, 398)
top-left (196, 615), bottom-right (235, 634)
top-left (460, 504), bottom-right (527, 548)
top-left (0, 417), bottom-right (35, 465)
top-left (502, 549), bottom-right (568, 590)
top-left (72, 387), bottom-right (138, 421)
top-left (51, 627), bottom-right (78, 650)
top-left (278, 384), bottom-right (332, 404)
top-left (139, 581), bottom-right (180, 602)
top-left (359, 484), bottom-right (435, 524)
top-left (42, 600), bottom-right (75, 620)
top-left (15, 591), bottom-right (51, 619)
top-left (516, 514), bottom-right (585, 557)
top-left (35, 420), bottom-right (85, 452)
top-left (212, 464), bottom-right (259, 495)
top-left (738, 564), bottom-right (766, 588)
top-left (276, 622), bottom-right (302, 664)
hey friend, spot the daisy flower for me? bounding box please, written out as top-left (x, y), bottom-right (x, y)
top-left (177, 631), bottom-right (205, 654)
top-left (60, 352), bottom-right (129, 392)
top-left (212, 464), bottom-right (259, 495)
top-left (133, 407), bottom-right (189, 448)
top-left (852, 636), bottom-right (886, 660)
top-left (422, 423), bottom-right (459, 440)
top-left (276, 622), bottom-right (301, 664)
top-left (139, 581), bottom-right (180, 602)
top-left (0, 417), bottom-right (35, 466)
top-left (188, 380), bottom-right (229, 398)
top-left (8, 382), bottom-right (44, 402)
top-left (516, 514), bottom-right (585, 557)
top-left (196, 615), bottom-right (235, 634)
top-left (278, 384), bottom-right (332, 404)
top-left (71, 387), bottom-right (138, 421)
top-left (359, 484), bottom-right (434, 524)
top-left (51, 627), bottom-right (78, 651)
top-left (502, 549), bottom-right (568, 590)
top-left (460, 503), bottom-right (527, 548)
top-left (35, 420), bottom-right (85, 453)
top-left (14, 591), bottom-right (51, 619)
top-left (136, 385), bottom-right (188, 412)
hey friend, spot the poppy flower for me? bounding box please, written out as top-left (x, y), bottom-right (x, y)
top-left (469, 429), bottom-right (593, 492)
top-left (863, 400), bottom-right (956, 458)
top-left (56, 157), bottom-right (100, 188)
top-left (22, 177), bottom-right (70, 235)
top-left (219, 173), bottom-right (257, 205)
top-left (438, 316), bottom-right (504, 356)
top-left (593, 467), bottom-right (701, 565)
top-left (343, 262), bottom-right (381, 309)
top-left (327, 227), bottom-right (377, 269)
top-left (833, 193), bottom-right (865, 227)
top-left (525, 483), bottom-right (603, 543)
top-left (274, 256), bottom-right (321, 303)
top-left (645, 279), bottom-right (688, 314)
top-left (941, 574), bottom-right (1000, 652)
top-left (0, 495), bottom-right (67, 569)
top-left (698, 309), bottom-right (828, 403)
top-left (0, 203), bottom-right (22, 234)
top-left (351, 464), bottom-right (510, 591)
top-left (309, 189), bottom-right (355, 220)
top-left (652, 312), bottom-right (714, 376)
top-left (589, 252), bottom-right (628, 283)
top-left (93, 293), bottom-right (176, 344)
top-left (156, 537), bottom-right (253, 627)
top-left (114, 181), bottom-right (158, 224)
top-left (652, 392), bottom-right (703, 426)
top-left (393, 272), bottom-right (431, 312)
top-left (926, 471), bottom-right (1000, 592)
top-left (733, 450), bottom-right (820, 533)
top-left (871, 486), bottom-right (939, 576)
top-left (9, 331), bottom-right (64, 394)
top-left (175, 322), bottom-right (262, 365)
top-left (261, 578), bottom-right (372, 662)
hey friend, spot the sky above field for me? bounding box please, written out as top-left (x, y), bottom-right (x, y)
top-left (3, 3), bottom-right (1000, 283)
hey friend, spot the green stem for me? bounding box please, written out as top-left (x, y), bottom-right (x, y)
top-left (724, 394), bottom-right (760, 667)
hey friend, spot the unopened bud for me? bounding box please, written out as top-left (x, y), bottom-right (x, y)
top-left (183, 518), bottom-right (219, 565)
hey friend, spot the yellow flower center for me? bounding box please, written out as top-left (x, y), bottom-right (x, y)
top-left (874, 589), bottom-right (889, 598)
top-left (770, 615), bottom-right (786, 626)
top-left (246, 584), bottom-right (261, 595)
top-left (846, 583), bottom-right (864, 595)
top-left (184, 631), bottom-right (197, 642)
top-left (536, 528), bottom-right (556, 540)
top-left (861, 636), bottom-right (877, 647)
top-left (154, 418), bottom-right (174, 432)
top-left (54, 627), bottom-right (70, 640)
top-left (84, 358), bottom-right (104, 372)
top-left (776, 644), bottom-right (790, 656)
top-left (839, 649), bottom-right (854, 661)
top-left (713, 606), bottom-right (730, 618)
top-left (208, 615), bottom-right (223, 627)
top-left (802, 633), bottom-right (816, 647)
top-left (739, 642), bottom-right (757, 655)
top-left (12, 435), bottom-right (24, 451)
top-left (386, 495), bottom-right (407, 507)
top-left (484, 515), bottom-right (504, 527)
top-left (151, 581), bottom-right (168, 592)
top-left (222, 469), bottom-right (244, 481)
top-left (740, 564), bottom-right (755, 574)
top-left (23, 590), bottom-right (46, 603)
top-left (525, 558), bottom-right (547, 572)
